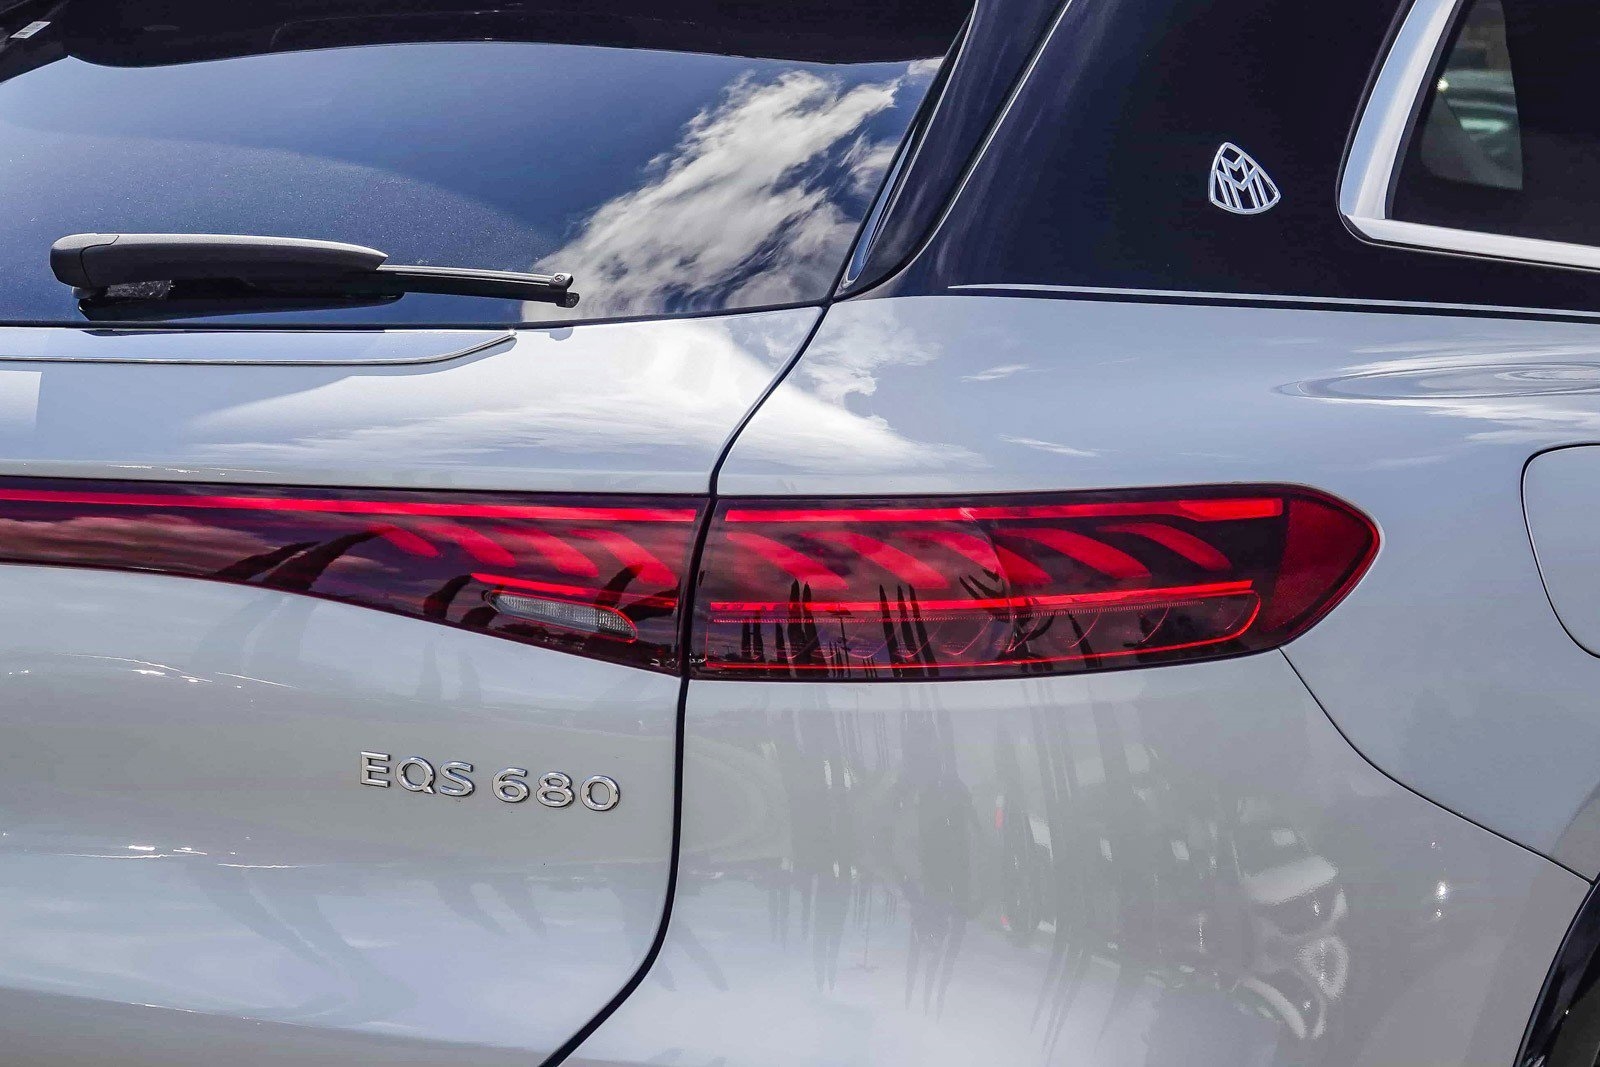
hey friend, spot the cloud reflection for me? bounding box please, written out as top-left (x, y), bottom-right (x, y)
top-left (998, 435), bottom-right (1101, 458)
top-left (191, 310), bottom-right (983, 481)
top-left (532, 66), bottom-right (929, 318)
top-left (729, 305), bottom-right (988, 474)
top-left (195, 316), bottom-right (810, 466)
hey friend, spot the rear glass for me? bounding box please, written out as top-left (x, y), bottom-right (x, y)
top-left (0, 1), bottom-right (966, 326)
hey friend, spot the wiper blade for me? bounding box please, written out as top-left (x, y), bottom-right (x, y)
top-left (51, 233), bottom-right (579, 314)
top-left (368, 263), bottom-right (578, 302)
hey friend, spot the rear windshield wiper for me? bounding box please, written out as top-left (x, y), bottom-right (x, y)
top-left (50, 233), bottom-right (578, 317)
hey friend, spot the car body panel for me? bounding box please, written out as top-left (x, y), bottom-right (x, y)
top-left (1523, 445), bottom-right (1600, 655)
top-left (571, 652), bottom-right (1585, 1067)
top-left (1, 0), bottom-right (1596, 1057)
top-left (0, 309), bottom-right (816, 493)
top-left (0, 328), bottom-right (516, 366)
top-left (718, 293), bottom-right (1600, 875)
top-left (0, 563), bottom-right (677, 1062)
top-left (0, 307), bottom-right (815, 1060)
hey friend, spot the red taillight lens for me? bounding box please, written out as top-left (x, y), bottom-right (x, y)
top-left (0, 479), bottom-right (1375, 680)
top-left (691, 487), bottom-right (1376, 680)
top-left (0, 480), bottom-right (700, 672)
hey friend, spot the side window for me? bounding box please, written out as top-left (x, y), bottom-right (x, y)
top-left (1389, 0), bottom-right (1600, 248)
top-left (1407, 1), bottom-right (1520, 193)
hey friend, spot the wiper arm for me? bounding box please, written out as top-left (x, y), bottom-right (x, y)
top-left (72, 281), bottom-right (406, 323)
top-left (51, 233), bottom-right (579, 313)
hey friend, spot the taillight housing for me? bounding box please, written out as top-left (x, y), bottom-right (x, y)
top-left (0, 480), bottom-right (700, 673)
top-left (0, 479), bottom-right (1375, 682)
top-left (690, 487), bottom-right (1377, 680)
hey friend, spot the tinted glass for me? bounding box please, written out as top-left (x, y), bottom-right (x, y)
top-left (1392, 0), bottom-right (1600, 247)
top-left (0, 1), bottom-right (963, 326)
top-left (1413, 1), bottom-right (1521, 191)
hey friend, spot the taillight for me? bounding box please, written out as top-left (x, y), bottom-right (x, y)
top-left (0, 479), bottom-right (700, 672)
top-left (690, 487), bottom-right (1376, 680)
top-left (0, 479), bottom-right (1375, 681)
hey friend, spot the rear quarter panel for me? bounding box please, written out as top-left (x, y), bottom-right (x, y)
top-left (574, 656), bottom-right (1582, 1067)
top-left (571, 292), bottom-right (1600, 1066)
top-left (719, 294), bottom-right (1600, 876)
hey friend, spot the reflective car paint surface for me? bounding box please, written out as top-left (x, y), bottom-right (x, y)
top-left (0, 565), bottom-right (678, 1064)
top-left (0, 307), bottom-right (816, 1060)
top-left (0, 309), bottom-right (817, 493)
top-left (720, 294), bottom-right (1600, 876)
top-left (0, 327), bottom-right (513, 365)
top-left (2, 295), bottom-right (1594, 1067)
top-left (1523, 446), bottom-right (1600, 657)
top-left (573, 655), bottom-right (1583, 1067)
top-left (3, 0), bottom-right (1600, 1061)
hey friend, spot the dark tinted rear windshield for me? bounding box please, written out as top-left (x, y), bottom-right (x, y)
top-left (0, 0), bottom-right (967, 326)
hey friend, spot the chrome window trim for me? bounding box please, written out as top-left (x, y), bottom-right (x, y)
top-left (1342, 0), bottom-right (1600, 273)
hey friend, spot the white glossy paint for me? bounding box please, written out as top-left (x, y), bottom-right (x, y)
top-left (7, 291), bottom-right (1599, 1066)
top-left (0, 307), bottom-right (819, 1062)
top-left (0, 307), bottom-right (820, 1063)
top-left (1524, 447), bottom-right (1600, 655)
top-left (0, 564), bottom-right (676, 1064)
top-left (717, 294), bottom-right (1600, 875)
top-left (0, 308), bottom-right (817, 493)
top-left (0, 327), bottom-right (514, 365)
top-left (574, 654), bottom-right (1585, 1067)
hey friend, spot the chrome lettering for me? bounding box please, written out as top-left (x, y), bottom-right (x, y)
top-left (360, 751), bottom-right (391, 788)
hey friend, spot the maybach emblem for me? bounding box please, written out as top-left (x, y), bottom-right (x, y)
top-left (1208, 142), bottom-right (1281, 215)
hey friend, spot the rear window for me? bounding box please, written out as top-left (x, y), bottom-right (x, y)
top-left (0, 1), bottom-right (966, 326)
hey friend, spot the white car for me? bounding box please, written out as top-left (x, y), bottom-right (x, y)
top-left (0, 1), bottom-right (1596, 1065)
